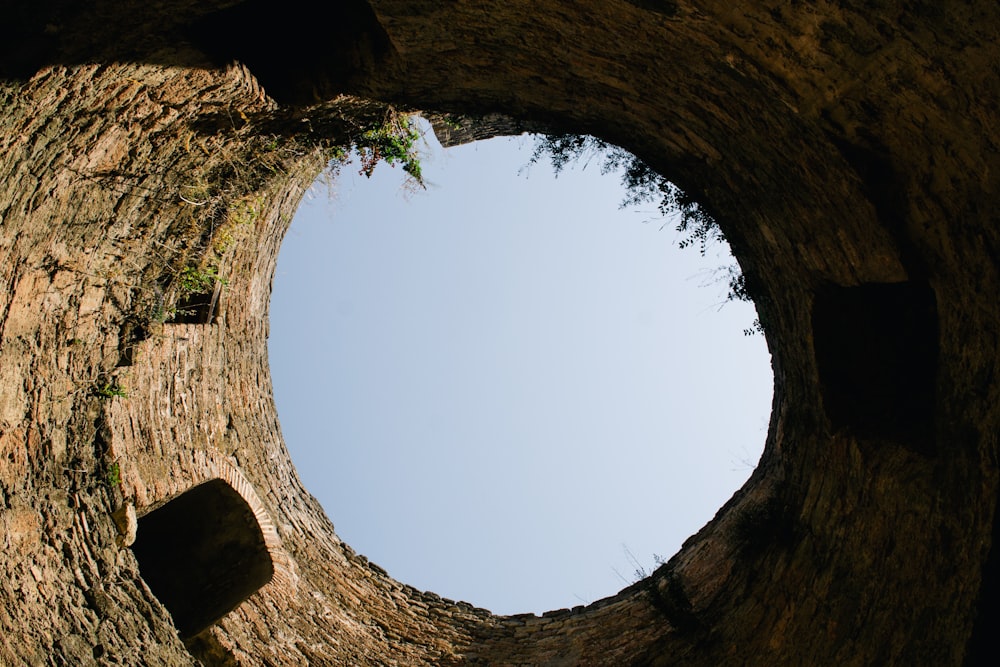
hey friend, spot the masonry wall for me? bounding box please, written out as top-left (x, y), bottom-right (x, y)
top-left (1, 1), bottom-right (999, 665)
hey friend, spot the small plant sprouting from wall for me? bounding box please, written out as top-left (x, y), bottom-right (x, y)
top-left (614, 544), bottom-right (667, 585)
top-left (105, 461), bottom-right (121, 489)
top-left (152, 305), bottom-right (197, 323)
top-left (212, 195), bottom-right (264, 256)
top-left (165, 265), bottom-right (228, 325)
top-left (94, 381), bottom-right (128, 399)
top-left (352, 112), bottom-right (425, 185)
top-left (178, 266), bottom-right (227, 296)
top-left (146, 105), bottom-right (424, 329)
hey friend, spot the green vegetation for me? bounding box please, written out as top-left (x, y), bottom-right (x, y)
top-left (178, 266), bottom-right (227, 295)
top-left (94, 381), bottom-right (127, 399)
top-left (151, 304), bottom-right (197, 323)
top-left (150, 105), bottom-right (422, 330)
top-left (227, 195), bottom-right (262, 227)
top-left (105, 462), bottom-right (121, 488)
top-left (530, 134), bottom-right (723, 252)
top-left (353, 114), bottom-right (424, 184)
top-left (530, 133), bottom-right (762, 335)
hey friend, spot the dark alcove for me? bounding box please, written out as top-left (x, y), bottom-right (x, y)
top-left (131, 479), bottom-right (274, 638)
top-left (170, 281), bottom-right (223, 325)
top-left (812, 281), bottom-right (939, 453)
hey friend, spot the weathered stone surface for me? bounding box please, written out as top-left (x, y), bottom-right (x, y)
top-left (112, 502), bottom-right (138, 548)
top-left (1, 1), bottom-right (998, 665)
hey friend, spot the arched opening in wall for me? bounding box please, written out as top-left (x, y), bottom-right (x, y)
top-left (268, 121), bottom-right (774, 615)
top-left (130, 479), bottom-right (274, 638)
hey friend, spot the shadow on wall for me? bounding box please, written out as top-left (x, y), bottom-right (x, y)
top-left (2, 0), bottom-right (393, 106)
top-left (130, 479), bottom-right (275, 638)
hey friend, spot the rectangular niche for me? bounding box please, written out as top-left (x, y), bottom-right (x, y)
top-left (812, 281), bottom-right (938, 452)
top-left (170, 281), bottom-right (223, 325)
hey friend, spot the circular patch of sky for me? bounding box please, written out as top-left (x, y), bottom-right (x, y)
top-left (268, 121), bottom-right (772, 616)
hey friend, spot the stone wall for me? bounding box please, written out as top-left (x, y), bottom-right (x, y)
top-left (1, 1), bottom-right (999, 665)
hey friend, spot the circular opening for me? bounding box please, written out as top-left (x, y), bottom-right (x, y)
top-left (269, 124), bottom-right (773, 615)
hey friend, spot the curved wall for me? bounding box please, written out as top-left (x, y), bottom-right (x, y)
top-left (1, 1), bottom-right (998, 665)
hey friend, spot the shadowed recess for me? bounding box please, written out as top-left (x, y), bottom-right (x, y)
top-left (966, 497), bottom-right (1000, 666)
top-left (812, 281), bottom-right (938, 452)
top-left (171, 281), bottom-right (224, 325)
top-left (185, 0), bottom-right (394, 104)
top-left (131, 479), bottom-right (274, 638)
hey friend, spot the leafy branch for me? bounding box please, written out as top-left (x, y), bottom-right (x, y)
top-left (353, 112), bottom-right (425, 185)
top-left (528, 134), bottom-right (741, 299)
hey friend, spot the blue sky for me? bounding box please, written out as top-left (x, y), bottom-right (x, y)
top-left (268, 123), bottom-right (772, 616)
